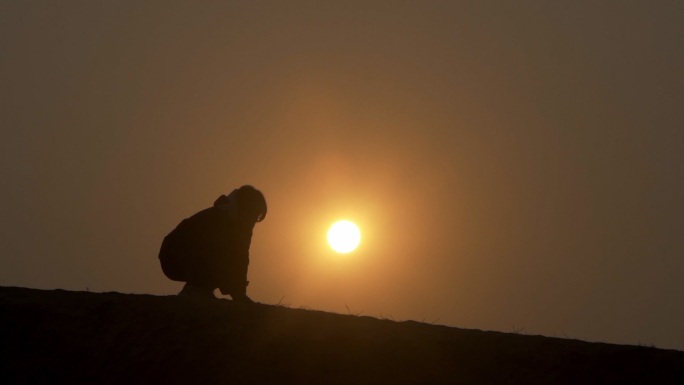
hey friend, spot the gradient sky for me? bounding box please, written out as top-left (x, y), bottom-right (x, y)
top-left (2, 1), bottom-right (683, 350)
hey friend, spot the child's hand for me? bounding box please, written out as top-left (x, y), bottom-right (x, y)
top-left (232, 293), bottom-right (255, 304)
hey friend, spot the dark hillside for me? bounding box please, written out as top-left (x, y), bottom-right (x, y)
top-left (1, 286), bottom-right (682, 384)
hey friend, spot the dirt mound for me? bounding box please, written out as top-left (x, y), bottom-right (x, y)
top-left (1, 286), bottom-right (682, 384)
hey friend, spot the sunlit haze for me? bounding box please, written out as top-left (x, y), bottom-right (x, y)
top-left (1, 2), bottom-right (683, 350)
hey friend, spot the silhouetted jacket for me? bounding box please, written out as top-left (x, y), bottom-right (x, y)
top-left (159, 206), bottom-right (253, 296)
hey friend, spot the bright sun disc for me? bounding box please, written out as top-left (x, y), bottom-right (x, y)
top-left (327, 220), bottom-right (361, 253)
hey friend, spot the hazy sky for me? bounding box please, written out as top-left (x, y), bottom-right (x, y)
top-left (2, 1), bottom-right (683, 350)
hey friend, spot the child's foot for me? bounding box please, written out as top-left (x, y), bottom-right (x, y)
top-left (178, 283), bottom-right (216, 299)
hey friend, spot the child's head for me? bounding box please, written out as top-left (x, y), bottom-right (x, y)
top-left (236, 185), bottom-right (267, 223)
top-left (214, 185), bottom-right (267, 223)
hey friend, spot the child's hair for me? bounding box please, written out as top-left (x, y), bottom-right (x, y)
top-left (213, 185), bottom-right (267, 222)
top-left (236, 185), bottom-right (267, 222)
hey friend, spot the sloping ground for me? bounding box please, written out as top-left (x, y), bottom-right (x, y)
top-left (1, 286), bottom-right (682, 385)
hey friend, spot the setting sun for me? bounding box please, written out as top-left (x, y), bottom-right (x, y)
top-left (327, 220), bottom-right (361, 253)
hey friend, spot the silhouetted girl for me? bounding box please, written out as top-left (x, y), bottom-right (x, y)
top-left (158, 185), bottom-right (267, 302)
